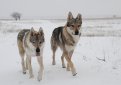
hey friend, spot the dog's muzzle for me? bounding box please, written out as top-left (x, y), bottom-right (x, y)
top-left (75, 30), bottom-right (79, 35)
top-left (36, 47), bottom-right (40, 56)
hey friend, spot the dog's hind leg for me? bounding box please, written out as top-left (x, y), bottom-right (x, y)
top-left (61, 53), bottom-right (66, 68)
top-left (21, 55), bottom-right (26, 74)
top-left (26, 57), bottom-right (28, 70)
top-left (52, 47), bottom-right (57, 65)
top-left (17, 40), bottom-right (26, 74)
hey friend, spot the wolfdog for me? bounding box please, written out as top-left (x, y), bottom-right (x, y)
top-left (51, 12), bottom-right (82, 76)
top-left (17, 27), bottom-right (45, 81)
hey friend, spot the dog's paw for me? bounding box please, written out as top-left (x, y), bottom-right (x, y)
top-left (52, 62), bottom-right (56, 65)
top-left (73, 73), bottom-right (77, 76)
top-left (37, 78), bottom-right (41, 82)
top-left (62, 64), bottom-right (66, 68)
top-left (37, 76), bottom-right (42, 82)
top-left (29, 75), bottom-right (34, 79)
top-left (62, 66), bottom-right (66, 68)
top-left (23, 71), bottom-right (26, 74)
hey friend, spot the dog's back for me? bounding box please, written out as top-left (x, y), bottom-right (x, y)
top-left (17, 29), bottom-right (30, 42)
top-left (51, 27), bottom-right (63, 43)
top-left (17, 29), bottom-right (30, 56)
top-left (51, 26), bottom-right (66, 51)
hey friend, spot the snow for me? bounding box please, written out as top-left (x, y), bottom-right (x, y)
top-left (0, 19), bottom-right (121, 85)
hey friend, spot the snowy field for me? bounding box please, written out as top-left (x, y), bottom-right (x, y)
top-left (0, 19), bottom-right (121, 85)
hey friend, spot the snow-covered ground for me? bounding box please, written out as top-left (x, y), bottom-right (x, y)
top-left (0, 19), bottom-right (121, 85)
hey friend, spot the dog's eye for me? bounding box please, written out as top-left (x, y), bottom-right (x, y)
top-left (78, 25), bottom-right (81, 27)
top-left (71, 25), bottom-right (74, 27)
top-left (39, 41), bottom-right (42, 44)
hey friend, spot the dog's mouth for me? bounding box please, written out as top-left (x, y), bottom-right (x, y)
top-left (36, 52), bottom-right (40, 56)
top-left (36, 47), bottom-right (40, 56)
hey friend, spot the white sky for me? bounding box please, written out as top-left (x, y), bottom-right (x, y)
top-left (0, 0), bottom-right (121, 19)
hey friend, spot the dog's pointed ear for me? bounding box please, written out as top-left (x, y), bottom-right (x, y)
top-left (76, 13), bottom-right (82, 20)
top-left (39, 27), bottom-right (43, 32)
top-left (67, 12), bottom-right (73, 21)
top-left (30, 27), bottom-right (35, 35)
top-left (39, 27), bottom-right (44, 36)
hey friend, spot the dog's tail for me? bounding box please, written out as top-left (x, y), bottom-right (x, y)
top-left (51, 27), bottom-right (63, 49)
top-left (50, 33), bottom-right (57, 51)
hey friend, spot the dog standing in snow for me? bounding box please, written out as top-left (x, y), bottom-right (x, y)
top-left (17, 27), bottom-right (45, 81)
top-left (51, 12), bottom-right (82, 76)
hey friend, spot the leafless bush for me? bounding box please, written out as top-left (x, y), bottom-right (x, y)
top-left (11, 12), bottom-right (21, 20)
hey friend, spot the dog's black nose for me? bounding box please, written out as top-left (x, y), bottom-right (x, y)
top-left (36, 47), bottom-right (40, 52)
top-left (75, 30), bottom-right (79, 35)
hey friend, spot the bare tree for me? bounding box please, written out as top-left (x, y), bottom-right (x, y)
top-left (11, 12), bottom-right (21, 20)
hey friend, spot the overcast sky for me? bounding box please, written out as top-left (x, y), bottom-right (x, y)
top-left (0, 0), bottom-right (120, 19)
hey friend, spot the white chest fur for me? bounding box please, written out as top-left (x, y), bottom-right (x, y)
top-left (65, 45), bottom-right (75, 52)
top-left (72, 34), bottom-right (80, 44)
top-left (23, 33), bottom-right (37, 57)
top-left (65, 35), bottom-right (80, 52)
top-left (24, 40), bottom-right (36, 57)
top-left (26, 46), bottom-right (36, 56)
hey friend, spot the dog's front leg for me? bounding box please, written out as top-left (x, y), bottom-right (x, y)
top-left (37, 56), bottom-right (44, 81)
top-left (67, 51), bottom-right (74, 71)
top-left (26, 56), bottom-right (34, 78)
top-left (64, 52), bottom-right (77, 76)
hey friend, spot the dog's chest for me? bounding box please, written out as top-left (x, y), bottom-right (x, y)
top-left (25, 44), bottom-right (36, 56)
top-left (65, 35), bottom-right (80, 52)
top-left (65, 45), bottom-right (75, 52)
top-left (23, 39), bottom-right (36, 56)
top-left (72, 35), bottom-right (80, 44)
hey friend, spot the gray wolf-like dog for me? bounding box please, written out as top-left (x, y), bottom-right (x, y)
top-left (51, 12), bottom-right (82, 76)
top-left (17, 27), bottom-right (45, 81)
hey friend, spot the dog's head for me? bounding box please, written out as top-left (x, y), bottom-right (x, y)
top-left (66, 12), bottom-right (82, 35)
top-left (30, 27), bottom-right (45, 56)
